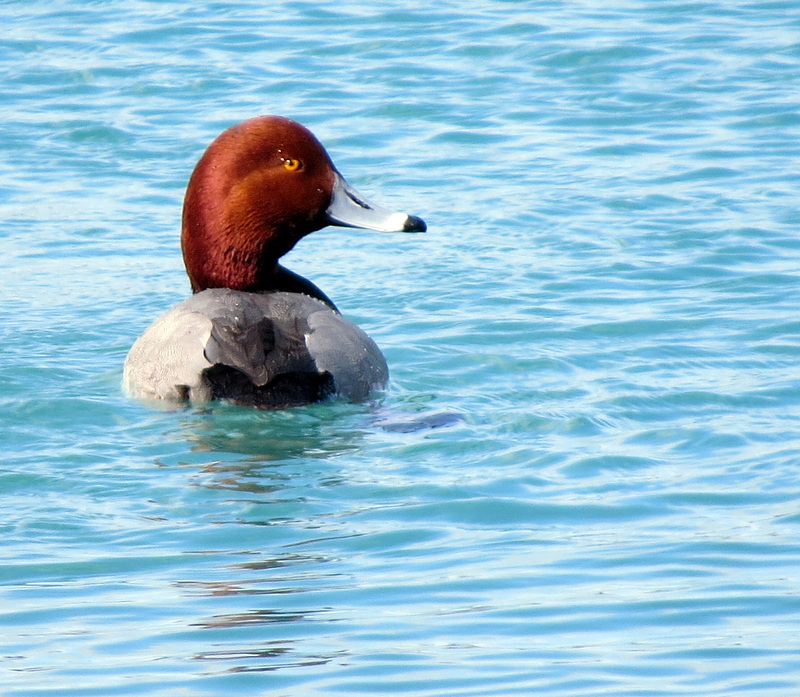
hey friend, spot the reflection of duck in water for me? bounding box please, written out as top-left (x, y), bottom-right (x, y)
top-left (124, 116), bottom-right (425, 409)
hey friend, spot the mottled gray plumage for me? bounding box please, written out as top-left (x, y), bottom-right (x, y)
top-left (123, 289), bottom-right (388, 409)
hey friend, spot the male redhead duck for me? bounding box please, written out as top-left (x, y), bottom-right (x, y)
top-left (123, 115), bottom-right (425, 409)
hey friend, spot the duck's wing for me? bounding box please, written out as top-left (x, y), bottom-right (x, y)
top-left (122, 299), bottom-right (217, 403)
top-left (200, 290), bottom-right (334, 408)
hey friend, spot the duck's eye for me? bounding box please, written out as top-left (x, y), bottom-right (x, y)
top-left (282, 157), bottom-right (303, 172)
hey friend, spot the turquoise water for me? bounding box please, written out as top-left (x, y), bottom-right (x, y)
top-left (3, 1), bottom-right (800, 694)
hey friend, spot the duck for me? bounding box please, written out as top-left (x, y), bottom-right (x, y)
top-left (123, 115), bottom-right (426, 409)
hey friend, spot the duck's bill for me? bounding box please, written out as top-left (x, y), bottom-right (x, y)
top-left (325, 172), bottom-right (426, 233)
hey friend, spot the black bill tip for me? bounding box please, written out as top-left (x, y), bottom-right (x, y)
top-left (403, 215), bottom-right (427, 233)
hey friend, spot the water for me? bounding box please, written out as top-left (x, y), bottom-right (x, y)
top-left (3, 1), bottom-right (800, 695)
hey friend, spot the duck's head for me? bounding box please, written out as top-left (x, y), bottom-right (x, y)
top-left (181, 115), bottom-right (426, 292)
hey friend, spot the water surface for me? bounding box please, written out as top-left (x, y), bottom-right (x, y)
top-left (2, 1), bottom-right (800, 695)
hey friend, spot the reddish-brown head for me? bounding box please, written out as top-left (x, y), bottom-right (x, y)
top-left (181, 116), bottom-right (338, 292)
top-left (181, 115), bottom-right (426, 293)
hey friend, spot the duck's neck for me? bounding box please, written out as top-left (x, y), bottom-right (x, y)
top-left (270, 265), bottom-right (338, 311)
top-left (183, 233), bottom-right (338, 311)
top-left (183, 233), bottom-right (275, 293)
top-left (182, 192), bottom-right (310, 291)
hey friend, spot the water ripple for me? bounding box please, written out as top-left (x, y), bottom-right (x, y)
top-left (3, 1), bottom-right (800, 695)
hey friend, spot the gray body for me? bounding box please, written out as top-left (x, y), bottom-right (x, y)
top-left (123, 289), bottom-right (388, 409)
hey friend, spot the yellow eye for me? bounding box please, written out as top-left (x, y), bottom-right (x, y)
top-left (282, 158), bottom-right (302, 172)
